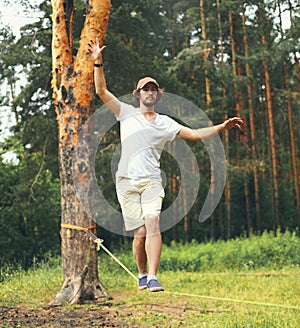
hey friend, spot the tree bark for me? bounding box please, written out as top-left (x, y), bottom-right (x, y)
top-left (216, 0), bottom-right (231, 240)
top-left (200, 0), bottom-right (212, 106)
top-left (285, 65), bottom-right (300, 224)
top-left (284, 1), bottom-right (300, 222)
top-left (228, 10), bottom-right (242, 238)
top-left (224, 113), bottom-right (232, 240)
top-left (287, 0), bottom-right (300, 94)
top-left (171, 172), bottom-right (179, 243)
top-left (260, 27), bottom-right (280, 228)
top-left (242, 9), bottom-right (261, 231)
top-left (50, 0), bottom-right (111, 305)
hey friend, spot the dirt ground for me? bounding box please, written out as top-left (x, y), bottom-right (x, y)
top-left (0, 296), bottom-right (205, 328)
top-left (0, 294), bottom-right (194, 328)
top-left (1, 291), bottom-right (213, 327)
top-left (0, 303), bottom-right (135, 328)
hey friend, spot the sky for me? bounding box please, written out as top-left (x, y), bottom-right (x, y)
top-left (0, 2), bottom-right (42, 36)
top-left (0, 3), bottom-right (43, 145)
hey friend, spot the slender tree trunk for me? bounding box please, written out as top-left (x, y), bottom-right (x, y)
top-left (261, 31), bottom-right (280, 228)
top-left (210, 212), bottom-right (217, 242)
top-left (228, 9), bottom-right (244, 237)
top-left (294, 54), bottom-right (300, 94)
top-left (183, 162), bottom-right (189, 241)
top-left (200, 0), bottom-right (212, 106)
top-left (287, 0), bottom-right (300, 94)
top-left (284, 1), bottom-right (300, 222)
top-left (216, 0), bottom-right (226, 241)
top-left (219, 201), bottom-right (225, 240)
top-left (216, 0), bottom-right (224, 66)
top-left (216, 0), bottom-right (230, 240)
top-left (244, 176), bottom-right (252, 236)
top-left (50, 0), bottom-right (111, 305)
top-left (171, 172), bottom-right (178, 243)
top-left (224, 114), bottom-right (231, 240)
top-left (242, 9), bottom-right (261, 231)
top-left (238, 61), bottom-right (252, 236)
top-left (284, 66), bottom-right (300, 223)
top-left (283, 69), bottom-right (300, 222)
top-left (228, 11), bottom-right (242, 118)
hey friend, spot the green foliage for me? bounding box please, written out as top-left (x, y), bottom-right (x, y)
top-left (0, 139), bottom-right (60, 269)
top-left (0, 1), bottom-right (59, 268)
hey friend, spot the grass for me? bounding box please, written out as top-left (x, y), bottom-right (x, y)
top-left (98, 266), bottom-right (300, 327)
top-left (1, 231), bottom-right (300, 327)
top-left (0, 257), bottom-right (62, 308)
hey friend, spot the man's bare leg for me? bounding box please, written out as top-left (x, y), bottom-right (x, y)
top-left (133, 216), bottom-right (164, 291)
top-left (133, 225), bottom-right (147, 274)
top-left (144, 214), bottom-right (162, 276)
top-left (143, 214), bottom-right (164, 291)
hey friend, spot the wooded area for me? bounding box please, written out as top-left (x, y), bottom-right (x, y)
top-left (0, 0), bottom-right (299, 270)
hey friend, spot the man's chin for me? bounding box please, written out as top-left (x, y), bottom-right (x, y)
top-left (143, 101), bottom-right (155, 108)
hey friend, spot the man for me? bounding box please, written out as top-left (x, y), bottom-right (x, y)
top-left (88, 39), bottom-right (244, 292)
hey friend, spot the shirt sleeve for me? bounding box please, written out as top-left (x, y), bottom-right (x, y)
top-left (165, 116), bottom-right (182, 141)
top-left (115, 102), bottom-right (136, 121)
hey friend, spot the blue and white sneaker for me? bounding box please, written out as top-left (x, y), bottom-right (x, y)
top-left (147, 279), bottom-right (164, 292)
top-left (138, 276), bottom-right (148, 290)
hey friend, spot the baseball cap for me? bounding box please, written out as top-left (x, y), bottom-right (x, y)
top-left (136, 77), bottom-right (159, 90)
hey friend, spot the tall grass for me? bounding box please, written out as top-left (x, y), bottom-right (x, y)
top-left (159, 229), bottom-right (300, 272)
top-left (0, 257), bottom-right (62, 306)
top-left (101, 229), bottom-right (300, 274)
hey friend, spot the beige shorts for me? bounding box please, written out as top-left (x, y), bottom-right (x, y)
top-left (116, 177), bottom-right (165, 231)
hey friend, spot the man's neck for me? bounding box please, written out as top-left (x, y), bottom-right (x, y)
top-left (140, 104), bottom-right (156, 121)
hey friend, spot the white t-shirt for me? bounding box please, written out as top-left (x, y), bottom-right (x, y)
top-left (116, 102), bottom-right (182, 181)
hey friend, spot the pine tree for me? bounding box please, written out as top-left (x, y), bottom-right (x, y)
top-left (50, 0), bottom-right (111, 305)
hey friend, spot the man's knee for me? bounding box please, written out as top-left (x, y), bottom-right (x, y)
top-left (144, 214), bottom-right (160, 234)
top-left (133, 226), bottom-right (146, 246)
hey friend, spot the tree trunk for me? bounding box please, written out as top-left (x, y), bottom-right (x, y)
top-left (261, 31), bottom-right (280, 228)
top-left (200, 0), bottom-right (212, 106)
top-left (287, 0), bottom-right (300, 94)
top-left (216, 0), bottom-right (224, 65)
top-left (284, 1), bottom-right (300, 222)
top-left (216, 0), bottom-right (230, 240)
top-left (284, 64), bottom-right (300, 223)
top-left (171, 172), bottom-right (179, 243)
top-left (294, 54), bottom-right (300, 94)
top-left (228, 10), bottom-right (244, 130)
top-left (228, 10), bottom-right (242, 238)
top-left (242, 9), bottom-right (261, 231)
top-left (224, 114), bottom-right (231, 240)
top-left (50, 0), bottom-right (111, 305)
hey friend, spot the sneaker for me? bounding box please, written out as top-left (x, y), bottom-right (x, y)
top-left (147, 279), bottom-right (164, 292)
top-left (138, 276), bottom-right (148, 290)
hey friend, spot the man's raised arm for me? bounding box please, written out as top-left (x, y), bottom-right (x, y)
top-left (88, 38), bottom-right (120, 117)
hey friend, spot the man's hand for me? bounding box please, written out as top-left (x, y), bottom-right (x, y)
top-left (88, 38), bottom-right (106, 61)
top-left (223, 117), bottom-right (245, 131)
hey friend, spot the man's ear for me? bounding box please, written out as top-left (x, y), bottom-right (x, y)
top-left (135, 91), bottom-right (141, 100)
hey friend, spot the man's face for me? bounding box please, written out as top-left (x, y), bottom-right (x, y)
top-left (139, 83), bottom-right (158, 107)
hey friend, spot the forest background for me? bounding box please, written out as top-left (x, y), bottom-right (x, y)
top-left (0, 0), bottom-right (299, 269)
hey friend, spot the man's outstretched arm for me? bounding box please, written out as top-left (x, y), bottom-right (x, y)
top-left (88, 39), bottom-right (120, 116)
top-left (177, 117), bottom-right (244, 141)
